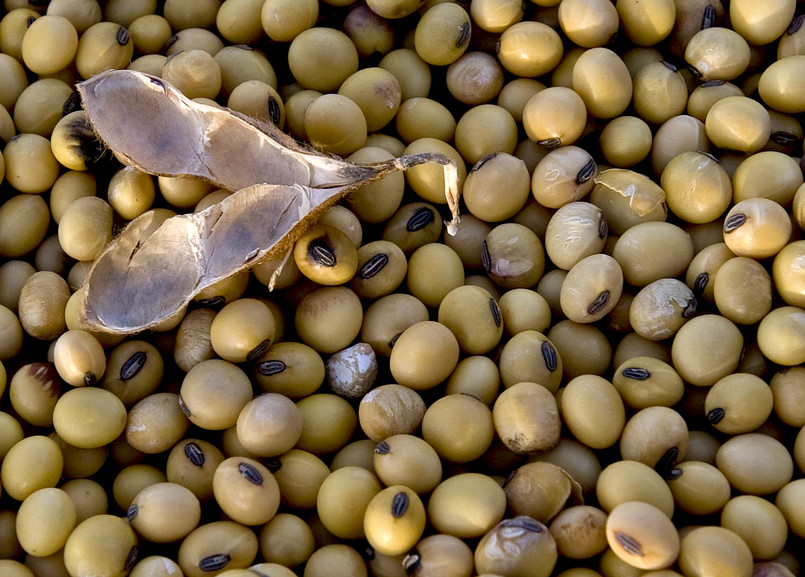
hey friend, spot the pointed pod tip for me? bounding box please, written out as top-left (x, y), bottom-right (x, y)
top-left (442, 160), bottom-right (461, 236)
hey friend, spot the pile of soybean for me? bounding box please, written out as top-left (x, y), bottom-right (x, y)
top-left (2, 0), bottom-right (805, 576)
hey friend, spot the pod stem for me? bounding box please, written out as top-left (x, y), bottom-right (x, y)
top-left (366, 152), bottom-right (462, 235)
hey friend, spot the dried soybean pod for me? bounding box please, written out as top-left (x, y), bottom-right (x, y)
top-left (63, 515), bottom-right (139, 577)
top-left (474, 516), bottom-right (558, 577)
top-left (77, 71), bottom-right (460, 333)
top-left (606, 501), bottom-right (679, 570)
top-left (493, 381), bottom-right (561, 454)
